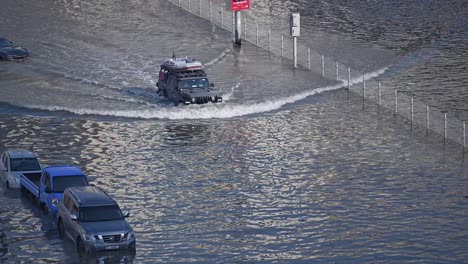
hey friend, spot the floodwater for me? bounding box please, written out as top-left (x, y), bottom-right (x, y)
top-left (1, 0), bottom-right (467, 263)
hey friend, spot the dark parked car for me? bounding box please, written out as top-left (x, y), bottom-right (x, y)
top-left (0, 37), bottom-right (29, 61)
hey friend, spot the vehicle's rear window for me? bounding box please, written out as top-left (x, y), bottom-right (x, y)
top-left (10, 158), bottom-right (41, 171)
top-left (53, 176), bottom-right (88, 193)
top-left (80, 205), bottom-right (123, 222)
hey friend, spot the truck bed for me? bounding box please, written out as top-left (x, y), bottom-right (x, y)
top-left (20, 172), bottom-right (42, 197)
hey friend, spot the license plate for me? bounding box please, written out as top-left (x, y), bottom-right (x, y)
top-left (105, 245), bottom-right (119, 250)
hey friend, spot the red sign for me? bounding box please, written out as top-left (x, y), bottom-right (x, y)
top-left (230, 0), bottom-right (250, 11)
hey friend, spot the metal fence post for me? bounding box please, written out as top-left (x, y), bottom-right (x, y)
top-left (256, 24), bottom-right (258, 46)
top-left (363, 74), bottom-right (366, 97)
top-left (411, 96), bottom-right (414, 126)
top-left (268, 29), bottom-right (270, 52)
top-left (336, 62), bottom-right (339, 81)
top-left (199, 0), bottom-right (202, 16)
top-left (378, 82), bottom-right (382, 107)
top-left (280, 36), bottom-right (283, 56)
top-left (394, 90), bottom-right (398, 118)
top-left (221, 10), bottom-right (224, 28)
top-left (348, 67), bottom-right (351, 90)
top-left (444, 112), bottom-right (447, 145)
top-left (463, 121), bottom-right (466, 148)
top-left (308, 48), bottom-right (311, 70)
top-left (321, 54), bottom-right (325, 77)
top-left (178, 0), bottom-right (181, 6)
top-left (426, 105), bottom-right (430, 137)
top-left (244, 18), bottom-right (247, 40)
top-left (188, 0), bottom-right (191, 11)
top-left (209, 1), bottom-right (212, 22)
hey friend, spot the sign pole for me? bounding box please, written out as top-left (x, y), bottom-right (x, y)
top-left (290, 13), bottom-right (300, 69)
top-left (234, 11), bottom-right (242, 45)
top-left (227, 0), bottom-right (250, 46)
top-left (293, 37), bottom-right (297, 68)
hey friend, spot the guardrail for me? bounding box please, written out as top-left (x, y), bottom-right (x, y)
top-left (169, 0), bottom-right (467, 150)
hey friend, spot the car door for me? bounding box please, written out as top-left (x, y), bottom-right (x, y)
top-left (61, 194), bottom-right (74, 239)
top-left (1, 154), bottom-right (10, 184)
top-left (0, 153), bottom-right (6, 183)
top-left (41, 173), bottom-right (52, 205)
top-left (69, 203), bottom-right (80, 242)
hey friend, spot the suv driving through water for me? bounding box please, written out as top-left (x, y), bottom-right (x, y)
top-left (156, 54), bottom-right (223, 105)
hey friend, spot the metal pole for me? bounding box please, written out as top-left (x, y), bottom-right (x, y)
top-left (256, 24), bottom-right (258, 46)
top-left (178, 0), bottom-right (181, 6)
top-left (444, 112), bottom-right (447, 145)
top-left (463, 121), bottom-right (466, 149)
top-left (411, 96), bottom-right (414, 125)
top-left (221, 10), bottom-right (224, 28)
top-left (348, 67), bottom-right (351, 90)
top-left (426, 105), bottom-right (430, 137)
top-left (308, 48), bottom-right (311, 70)
top-left (378, 82), bottom-right (382, 106)
top-left (394, 90), bottom-right (398, 117)
top-left (268, 29), bottom-right (271, 52)
top-left (199, 0), bottom-right (202, 16)
top-left (188, 0), bottom-right (191, 11)
top-left (281, 36), bottom-right (284, 57)
top-left (209, 1), bottom-right (212, 22)
top-left (321, 54), bottom-right (325, 77)
top-left (293, 37), bottom-right (297, 68)
top-left (244, 18), bottom-right (247, 40)
top-left (336, 62), bottom-right (339, 81)
top-left (363, 74), bottom-right (366, 98)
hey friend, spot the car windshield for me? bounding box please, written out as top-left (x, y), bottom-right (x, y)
top-left (0, 39), bottom-right (13, 48)
top-left (10, 158), bottom-right (41, 171)
top-left (80, 205), bottom-right (123, 222)
top-left (179, 78), bottom-right (209, 89)
top-left (52, 176), bottom-right (88, 193)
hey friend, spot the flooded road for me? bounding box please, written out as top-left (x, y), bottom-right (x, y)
top-left (1, 0), bottom-right (467, 262)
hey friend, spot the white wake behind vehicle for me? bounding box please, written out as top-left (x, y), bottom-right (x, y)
top-left (0, 149), bottom-right (42, 189)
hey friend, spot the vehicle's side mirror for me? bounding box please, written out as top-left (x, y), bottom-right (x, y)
top-left (45, 186), bottom-right (51, 193)
top-left (122, 210), bottom-right (130, 218)
top-left (210, 83), bottom-right (214, 87)
top-left (70, 213), bottom-right (78, 221)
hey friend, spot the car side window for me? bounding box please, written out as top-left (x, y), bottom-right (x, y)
top-left (63, 194), bottom-right (70, 211)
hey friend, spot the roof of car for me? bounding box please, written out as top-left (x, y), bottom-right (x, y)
top-left (5, 148), bottom-right (37, 159)
top-left (43, 165), bottom-right (85, 177)
top-left (67, 186), bottom-right (116, 206)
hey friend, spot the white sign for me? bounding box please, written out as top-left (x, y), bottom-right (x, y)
top-left (290, 13), bottom-right (300, 37)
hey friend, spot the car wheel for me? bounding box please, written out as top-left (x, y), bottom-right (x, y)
top-left (57, 219), bottom-right (64, 238)
top-left (77, 237), bottom-right (86, 256)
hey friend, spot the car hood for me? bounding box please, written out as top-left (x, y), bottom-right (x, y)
top-left (0, 46), bottom-right (29, 56)
top-left (81, 220), bottom-right (131, 234)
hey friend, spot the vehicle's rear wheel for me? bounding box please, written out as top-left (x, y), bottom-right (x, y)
top-left (57, 219), bottom-right (64, 238)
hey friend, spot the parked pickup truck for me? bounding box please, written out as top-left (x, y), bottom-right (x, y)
top-left (20, 165), bottom-right (89, 214)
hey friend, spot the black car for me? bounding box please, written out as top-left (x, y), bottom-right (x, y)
top-left (0, 37), bottom-right (29, 61)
